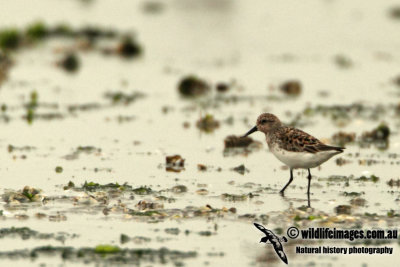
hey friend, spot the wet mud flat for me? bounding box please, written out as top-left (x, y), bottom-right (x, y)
top-left (1, 0), bottom-right (400, 266)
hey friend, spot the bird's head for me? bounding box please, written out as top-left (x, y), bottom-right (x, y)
top-left (243, 113), bottom-right (282, 137)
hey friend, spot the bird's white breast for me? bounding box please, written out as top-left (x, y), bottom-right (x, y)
top-left (269, 143), bottom-right (341, 169)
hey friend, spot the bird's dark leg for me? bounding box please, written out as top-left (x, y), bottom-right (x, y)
top-left (307, 168), bottom-right (312, 207)
top-left (279, 168), bottom-right (293, 196)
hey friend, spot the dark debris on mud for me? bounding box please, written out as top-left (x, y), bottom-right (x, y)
top-left (0, 51), bottom-right (12, 87)
top-left (64, 181), bottom-right (153, 196)
top-left (0, 245), bottom-right (196, 265)
top-left (389, 6), bottom-right (400, 19)
top-left (280, 80), bottom-right (302, 96)
top-left (3, 186), bottom-right (44, 204)
top-left (0, 227), bottom-right (77, 243)
top-left (232, 164), bottom-right (249, 175)
top-left (223, 135), bottom-right (262, 156)
top-left (64, 146), bottom-right (102, 160)
top-left (298, 103), bottom-right (388, 127)
top-left (165, 155), bottom-right (185, 172)
top-left (330, 123), bottom-right (391, 150)
top-left (0, 22), bottom-right (143, 58)
top-left (317, 174), bottom-right (380, 185)
top-left (57, 53), bottom-right (80, 72)
top-left (178, 75), bottom-right (210, 97)
top-left (196, 114), bottom-right (220, 132)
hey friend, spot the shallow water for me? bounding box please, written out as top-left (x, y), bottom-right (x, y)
top-left (0, 0), bottom-right (400, 266)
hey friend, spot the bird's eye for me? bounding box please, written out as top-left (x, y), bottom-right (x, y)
top-left (261, 119), bottom-right (268, 124)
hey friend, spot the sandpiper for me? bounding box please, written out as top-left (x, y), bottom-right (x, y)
top-left (243, 113), bottom-right (344, 205)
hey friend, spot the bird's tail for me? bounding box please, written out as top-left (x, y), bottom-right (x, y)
top-left (318, 144), bottom-right (345, 153)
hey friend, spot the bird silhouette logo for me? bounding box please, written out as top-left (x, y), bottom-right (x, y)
top-left (254, 223), bottom-right (288, 264)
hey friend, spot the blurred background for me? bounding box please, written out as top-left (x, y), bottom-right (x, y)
top-left (0, 0), bottom-right (400, 266)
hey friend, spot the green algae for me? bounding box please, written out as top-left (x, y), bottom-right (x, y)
top-left (0, 22), bottom-right (142, 54)
top-left (26, 90), bottom-right (38, 124)
top-left (364, 212), bottom-right (378, 217)
top-left (105, 91), bottom-right (144, 105)
top-left (21, 186), bottom-right (41, 202)
top-left (22, 191), bottom-right (34, 201)
top-left (355, 175), bottom-right (379, 183)
top-left (293, 214), bottom-right (323, 221)
top-left (63, 181), bottom-right (75, 190)
top-left (2, 186), bottom-right (43, 204)
top-left (94, 245), bottom-right (120, 254)
top-left (132, 186), bottom-right (153, 195)
top-left (26, 21), bottom-right (48, 41)
top-left (387, 210), bottom-right (400, 218)
top-left (0, 28), bottom-right (20, 50)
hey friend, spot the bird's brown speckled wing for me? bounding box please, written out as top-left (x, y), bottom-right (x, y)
top-left (274, 127), bottom-right (344, 153)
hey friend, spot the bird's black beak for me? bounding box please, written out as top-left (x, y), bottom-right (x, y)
top-left (242, 126), bottom-right (258, 137)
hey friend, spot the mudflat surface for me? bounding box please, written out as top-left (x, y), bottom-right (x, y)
top-left (0, 0), bottom-right (400, 266)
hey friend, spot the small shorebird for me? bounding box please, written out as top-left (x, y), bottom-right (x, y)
top-left (243, 113), bottom-right (344, 206)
